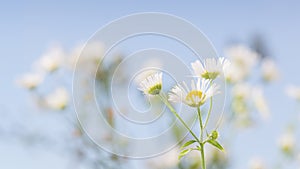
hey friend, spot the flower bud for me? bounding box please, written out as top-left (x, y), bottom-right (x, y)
top-left (211, 130), bottom-right (218, 140)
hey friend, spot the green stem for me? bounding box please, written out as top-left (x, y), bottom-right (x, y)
top-left (158, 94), bottom-right (201, 144)
top-left (200, 143), bottom-right (206, 169)
top-left (197, 107), bottom-right (204, 141)
top-left (203, 97), bottom-right (213, 129)
top-left (197, 107), bottom-right (206, 169)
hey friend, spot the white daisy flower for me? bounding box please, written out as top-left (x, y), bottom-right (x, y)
top-left (168, 78), bottom-right (219, 107)
top-left (285, 85), bottom-right (300, 101)
top-left (17, 73), bottom-right (44, 90)
top-left (225, 45), bottom-right (258, 70)
top-left (261, 58), bottom-right (279, 82)
top-left (191, 57), bottom-right (230, 80)
top-left (134, 58), bottom-right (163, 85)
top-left (35, 46), bottom-right (65, 73)
top-left (224, 63), bottom-right (246, 83)
top-left (138, 72), bottom-right (162, 96)
top-left (45, 87), bottom-right (69, 110)
top-left (278, 132), bottom-right (295, 154)
top-left (224, 45), bottom-right (259, 82)
top-left (135, 70), bottom-right (157, 87)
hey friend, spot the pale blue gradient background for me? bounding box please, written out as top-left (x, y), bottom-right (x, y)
top-left (1, 0), bottom-right (300, 168)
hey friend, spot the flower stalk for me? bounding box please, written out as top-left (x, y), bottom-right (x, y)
top-left (158, 94), bottom-right (201, 144)
top-left (159, 93), bottom-right (212, 169)
top-left (139, 62), bottom-right (227, 169)
top-left (197, 106), bottom-right (206, 169)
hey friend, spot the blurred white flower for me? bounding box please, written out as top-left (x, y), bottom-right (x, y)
top-left (285, 85), bottom-right (300, 101)
top-left (147, 148), bottom-right (179, 169)
top-left (225, 45), bottom-right (259, 82)
top-left (169, 78), bottom-right (219, 107)
top-left (191, 57), bottom-right (230, 80)
top-left (138, 72), bottom-right (162, 96)
top-left (278, 132), bottom-right (295, 154)
top-left (36, 46), bottom-right (65, 72)
top-left (223, 63), bottom-right (245, 83)
top-left (69, 41), bottom-right (105, 69)
top-left (232, 83), bottom-right (251, 99)
top-left (231, 83), bottom-right (251, 117)
top-left (252, 87), bottom-right (270, 120)
top-left (261, 58), bottom-right (279, 82)
top-left (45, 87), bottom-right (69, 110)
top-left (249, 158), bottom-right (266, 169)
top-left (225, 45), bottom-right (258, 69)
top-left (17, 73), bottom-right (44, 90)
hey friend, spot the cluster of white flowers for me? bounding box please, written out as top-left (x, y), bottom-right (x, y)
top-left (224, 45), bottom-right (280, 83)
top-left (138, 57), bottom-right (229, 168)
top-left (139, 57), bottom-right (228, 108)
top-left (222, 44), bottom-right (280, 127)
top-left (17, 45), bottom-right (69, 111)
top-left (19, 40), bottom-right (288, 168)
top-left (17, 45), bottom-right (66, 90)
top-left (231, 83), bottom-right (270, 121)
top-left (17, 41), bottom-right (106, 112)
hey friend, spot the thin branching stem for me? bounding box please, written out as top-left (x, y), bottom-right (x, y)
top-left (204, 97), bottom-right (213, 129)
top-left (197, 107), bottom-right (206, 169)
top-left (158, 93), bottom-right (201, 144)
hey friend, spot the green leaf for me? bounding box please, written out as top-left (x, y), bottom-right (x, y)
top-left (180, 140), bottom-right (197, 149)
top-left (207, 140), bottom-right (224, 151)
top-left (178, 149), bottom-right (192, 160)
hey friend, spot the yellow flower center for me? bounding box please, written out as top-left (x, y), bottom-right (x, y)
top-left (202, 71), bottom-right (219, 80)
top-left (185, 90), bottom-right (205, 107)
top-left (148, 84), bottom-right (162, 95)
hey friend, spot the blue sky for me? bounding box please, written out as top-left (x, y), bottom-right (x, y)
top-left (1, 1), bottom-right (300, 168)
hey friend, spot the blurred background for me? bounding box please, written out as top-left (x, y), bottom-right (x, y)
top-left (1, 1), bottom-right (300, 169)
